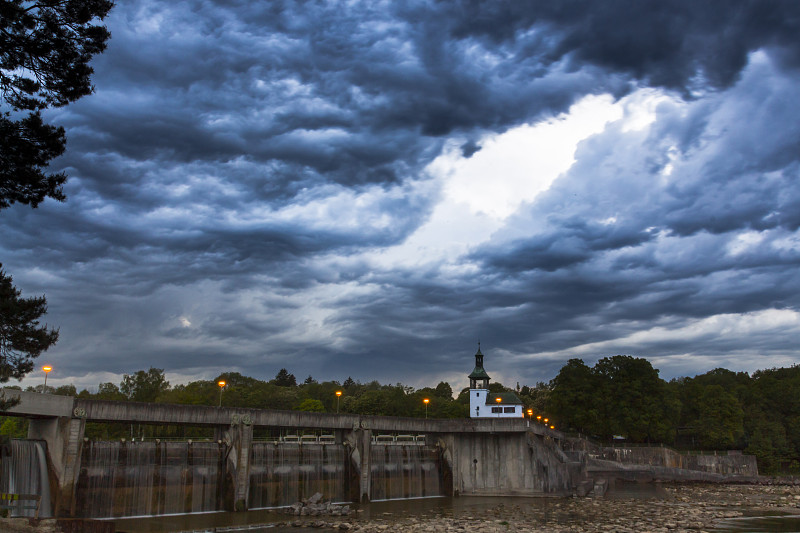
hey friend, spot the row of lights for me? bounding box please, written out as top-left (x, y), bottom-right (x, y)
top-left (43, 368), bottom-right (550, 428)
top-left (526, 408), bottom-right (555, 429)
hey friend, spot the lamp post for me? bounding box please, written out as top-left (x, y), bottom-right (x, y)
top-left (495, 397), bottom-right (502, 417)
top-left (423, 398), bottom-right (430, 419)
top-left (42, 365), bottom-right (52, 393)
top-left (336, 391), bottom-right (342, 413)
top-left (217, 380), bottom-right (226, 407)
top-left (544, 418), bottom-right (549, 425)
top-left (527, 409), bottom-right (533, 419)
top-left (536, 415), bottom-right (542, 423)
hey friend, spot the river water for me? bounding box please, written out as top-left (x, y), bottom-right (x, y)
top-left (111, 482), bottom-right (667, 533)
top-left (713, 514), bottom-right (800, 532)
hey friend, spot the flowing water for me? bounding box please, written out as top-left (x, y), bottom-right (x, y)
top-left (76, 440), bottom-right (225, 518)
top-left (248, 442), bottom-right (347, 508)
top-left (370, 444), bottom-right (442, 501)
top-left (713, 514), bottom-right (800, 532)
top-left (0, 439), bottom-right (52, 517)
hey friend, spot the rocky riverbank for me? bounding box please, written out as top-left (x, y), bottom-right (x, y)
top-left (279, 484), bottom-right (800, 533)
top-left (5, 484), bottom-right (800, 532)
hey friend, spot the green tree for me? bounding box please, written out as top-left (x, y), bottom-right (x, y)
top-left (296, 398), bottom-right (325, 412)
top-left (0, 266), bottom-right (59, 408)
top-left (434, 381), bottom-right (453, 399)
top-left (694, 384), bottom-right (744, 449)
top-left (95, 382), bottom-right (126, 401)
top-left (1, 0), bottom-right (113, 209)
top-left (273, 368), bottom-right (297, 387)
top-left (120, 367), bottom-right (170, 402)
top-left (548, 359), bottom-right (596, 434)
top-left (593, 355), bottom-right (678, 443)
top-left (0, 416), bottom-right (27, 437)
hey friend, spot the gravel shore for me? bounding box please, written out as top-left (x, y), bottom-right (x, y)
top-left (295, 484), bottom-right (800, 533)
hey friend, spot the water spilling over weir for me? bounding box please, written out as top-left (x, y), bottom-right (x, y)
top-left (69, 439), bottom-right (444, 517)
top-left (248, 442), bottom-right (348, 508)
top-left (0, 439), bottom-right (52, 518)
top-left (370, 444), bottom-right (441, 501)
top-left (76, 441), bottom-right (225, 518)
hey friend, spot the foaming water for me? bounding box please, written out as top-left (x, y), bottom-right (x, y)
top-left (76, 441), bottom-right (225, 518)
top-left (0, 439), bottom-right (52, 517)
top-left (370, 444), bottom-right (442, 501)
top-left (248, 442), bottom-right (346, 508)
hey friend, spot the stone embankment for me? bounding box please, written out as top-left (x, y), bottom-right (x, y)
top-left (277, 484), bottom-right (800, 532)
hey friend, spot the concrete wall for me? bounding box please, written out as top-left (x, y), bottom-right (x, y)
top-left (593, 445), bottom-right (758, 476)
top-left (439, 431), bottom-right (574, 496)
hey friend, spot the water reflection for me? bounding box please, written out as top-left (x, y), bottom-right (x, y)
top-left (714, 514), bottom-right (800, 532)
top-left (113, 481), bottom-right (665, 533)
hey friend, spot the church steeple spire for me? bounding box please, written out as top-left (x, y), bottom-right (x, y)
top-left (468, 342), bottom-right (490, 389)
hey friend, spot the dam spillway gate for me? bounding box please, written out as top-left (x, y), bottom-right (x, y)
top-left (1, 389), bottom-right (572, 518)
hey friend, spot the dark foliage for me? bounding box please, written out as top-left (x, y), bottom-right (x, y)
top-left (0, 265), bottom-right (58, 408)
top-left (0, 0), bottom-right (113, 209)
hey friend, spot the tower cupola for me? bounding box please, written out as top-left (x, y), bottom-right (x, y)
top-left (468, 343), bottom-right (490, 390)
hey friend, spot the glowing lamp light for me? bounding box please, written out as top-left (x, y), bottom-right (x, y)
top-left (335, 391), bottom-right (342, 413)
top-left (42, 365), bottom-right (53, 392)
top-left (423, 398), bottom-right (430, 418)
top-left (217, 380), bottom-right (226, 407)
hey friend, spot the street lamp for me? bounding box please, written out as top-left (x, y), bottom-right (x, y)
top-left (42, 365), bottom-right (52, 393)
top-left (495, 397), bottom-right (502, 417)
top-left (217, 380), bottom-right (226, 407)
top-left (527, 409), bottom-right (533, 419)
top-left (423, 398), bottom-right (430, 419)
top-left (336, 391), bottom-right (342, 413)
top-left (536, 415), bottom-right (542, 422)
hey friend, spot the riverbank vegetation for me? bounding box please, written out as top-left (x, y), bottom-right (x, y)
top-left (3, 358), bottom-right (800, 474)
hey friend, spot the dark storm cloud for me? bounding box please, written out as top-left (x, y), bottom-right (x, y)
top-left (446, 0), bottom-right (800, 93)
top-left (4, 0), bottom-right (800, 390)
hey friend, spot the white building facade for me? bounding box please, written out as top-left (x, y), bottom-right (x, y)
top-left (468, 345), bottom-right (524, 418)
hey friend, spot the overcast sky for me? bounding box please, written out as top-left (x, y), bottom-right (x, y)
top-left (4, 0), bottom-right (800, 393)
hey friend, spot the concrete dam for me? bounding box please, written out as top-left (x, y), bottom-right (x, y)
top-left (0, 388), bottom-right (757, 519)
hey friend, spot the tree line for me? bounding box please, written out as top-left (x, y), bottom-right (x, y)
top-left (547, 355), bottom-right (800, 474)
top-left (3, 357), bottom-right (800, 474)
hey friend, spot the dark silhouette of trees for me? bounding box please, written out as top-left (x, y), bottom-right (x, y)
top-left (1, 0), bottom-right (113, 209)
top-left (273, 368), bottom-right (297, 387)
top-left (0, 1), bottom-right (113, 406)
top-left (120, 367), bottom-right (170, 403)
top-left (0, 266), bottom-right (58, 408)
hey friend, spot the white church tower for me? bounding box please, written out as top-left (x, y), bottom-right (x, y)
top-left (468, 344), bottom-right (491, 418)
top-left (468, 343), bottom-right (524, 419)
